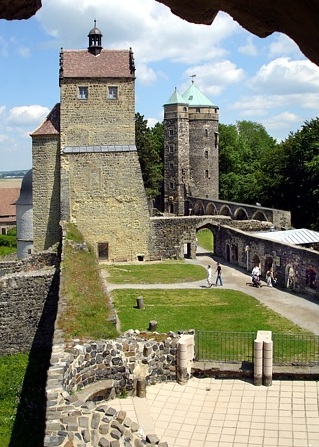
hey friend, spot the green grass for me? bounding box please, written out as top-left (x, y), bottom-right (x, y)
top-left (0, 353), bottom-right (28, 447)
top-left (103, 261), bottom-right (205, 284)
top-left (111, 288), bottom-right (309, 335)
top-left (59, 226), bottom-right (118, 340)
top-left (0, 246), bottom-right (16, 257)
top-left (197, 228), bottom-right (213, 252)
top-left (0, 349), bottom-right (50, 447)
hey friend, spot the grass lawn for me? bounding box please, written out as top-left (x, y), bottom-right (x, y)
top-left (103, 261), bottom-right (206, 284)
top-left (197, 228), bottom-right (213, 252)
top-left (111, 287), bottom-right (309, 335)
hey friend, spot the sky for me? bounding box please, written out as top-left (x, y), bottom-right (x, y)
top-left (1, 0), bottom-right (319, 171)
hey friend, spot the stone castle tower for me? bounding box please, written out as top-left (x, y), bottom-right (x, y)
top-left (30, 22), bottom-right (151, 261)
top-left (163, 81), bottom-right (219, 215)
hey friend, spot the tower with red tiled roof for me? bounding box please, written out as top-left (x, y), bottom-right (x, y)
top-left (31, 23), bottom-right (151, 261)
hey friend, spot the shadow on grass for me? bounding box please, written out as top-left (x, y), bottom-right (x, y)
top-left (9, 270), bottom-right (59, 447)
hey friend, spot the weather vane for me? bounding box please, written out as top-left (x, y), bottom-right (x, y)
top-left (190, 74), bottom-right (196, 83)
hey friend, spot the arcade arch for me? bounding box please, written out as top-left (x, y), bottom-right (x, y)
top-left (252, 210), bottom-right (268, 221)
top-left (206, 202), bottom-right (217, 215)
top-left (234, 207), bottom-right (249, 220)
top-left (219, 205), bottom-right (232, 217)
top-left (194, 200), bottom-right (205, 215)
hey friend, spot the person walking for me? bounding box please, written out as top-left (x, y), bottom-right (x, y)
top-left (207, 265), bottom-right (212, 287)
top-left (215, 262), bottom-right (223, 286)
top-left (266, 268), bottom-right (273, 287)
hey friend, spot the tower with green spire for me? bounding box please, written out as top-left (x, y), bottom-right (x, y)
top-left (163, 81), bottom-right (219, 215)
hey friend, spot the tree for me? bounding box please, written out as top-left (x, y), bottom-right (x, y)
top-left (219, 121), bottom-right (277, 204)
top-left (135, 113), bottom-right (164, 199)
top-left (263, 117), bottom-right (319, 229)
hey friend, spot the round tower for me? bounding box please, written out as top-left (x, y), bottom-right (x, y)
top-left (182, 81), bottom-right (219, 201)
top-left (16, 169), bottom-right (33, 259)
top-left (163, 82), bottom-right (219, 216)
top-left (163, 88), bottom-right (190, 215)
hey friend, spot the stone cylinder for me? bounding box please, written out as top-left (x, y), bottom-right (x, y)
top-left (263, 339), bottom-right (273, 387)
top-left (136, 378), bottom-right (146, 398)
top-left (148, 320), bottom-right (157, 331)
top-left (254, 339), bottom-right (263, 386)
top-left (136, 296), bottom-right (145, 309)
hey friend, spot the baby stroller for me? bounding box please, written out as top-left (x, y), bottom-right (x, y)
top-left (252, 273), bottom-right (262, 288)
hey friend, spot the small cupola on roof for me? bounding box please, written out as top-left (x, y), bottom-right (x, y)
top-left (88, 20), bottom-right (103, 55)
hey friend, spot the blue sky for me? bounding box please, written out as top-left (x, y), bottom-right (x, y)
top-left (1, 0), bottom-right (319, 171)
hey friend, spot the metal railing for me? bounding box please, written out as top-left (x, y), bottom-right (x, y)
top-left (273, 333), bottom-right (319, 365)
top-left (195, 331), bottom-right (255, 362)
top-left (195, 331), bottom-right (319, 366)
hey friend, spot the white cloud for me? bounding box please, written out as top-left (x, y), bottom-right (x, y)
top-left (183, 61), bottom-right (245, 96)
top-left (137, 63), bottom-right (157, 85)
top-left (18, 46), bottom-right (31, 57)
top-left (238, 36), bottom-right (258, 56)
top-left (268, 34), bottom-right (302, 58)
top-left (7, 105), bottom-right (50, 126)
top-left (36, 1), bottom-right (239, 66)
top-left (250, 57), bottom-right (319, 94)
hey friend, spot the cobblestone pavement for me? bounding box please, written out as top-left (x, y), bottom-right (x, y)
top-left (104, 252), bottom-right (319, 447)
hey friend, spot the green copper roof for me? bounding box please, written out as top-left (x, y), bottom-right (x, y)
top-left (164, 87), bottom-right (187, 105)
top-left (182, 82), bottom-right (216, 107)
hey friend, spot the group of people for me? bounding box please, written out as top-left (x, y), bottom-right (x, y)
top-left (206, 262), bottom-right (223, 287)
top-left (206, 262), bottom-right (276, 288)
top-left (252, 264), bottom-right (276, 288)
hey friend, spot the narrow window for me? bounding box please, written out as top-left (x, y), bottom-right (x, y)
top-left (196, 108), bottom-right (200, 113)
top-left (205, 129), bottom-right (208, 137)
top-left (169, 145), bottom-right (174, 154)
top-left (205, 150), bottom-right (208, 159)
top-left (108, 86), bottom-right (118, 99)
top-left (205, 170), bottom-right (209, 178)
top-left (78, 86), bottom-right (88, 99)
top-left (169, 128), bottom-right (174, 136)
top-left (214, 132), bottom-right (219, 148)
top-left (170, 181), bottom-right (175, 189)
top-left (183, 107), bottom-right (187, 112)
top-left (169, 162), bottom-right (174, 170)
top-left (1, 228), bottom-right (6, 235)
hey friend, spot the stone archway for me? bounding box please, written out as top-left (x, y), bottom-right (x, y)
top-left (219, 205), bottom-right (232, 217)
top-left (206, 202), bottom-right (217, 215)
top-left (252, 210), bottom-right (268, 221)
top-left (234, 207), bottom-right (249, 220)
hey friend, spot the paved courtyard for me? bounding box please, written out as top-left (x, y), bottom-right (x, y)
top-left (110, 377), bottom-right (319, 447)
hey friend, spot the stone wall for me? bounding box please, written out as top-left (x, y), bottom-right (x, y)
top-left (215, 225), bottom-right (319, 297)
top-left (0, 250), bottom-right (59, 277)
top-left (61, 149), bottom-right (152, 261)
top-left (0, 267), bottom-right (59, 355)
top-left (32, 135), bottom-right (61, 252)
top-left (59, 77), bottom-right (135, 149)
top-left (188, 108), bottom-right (219, 200)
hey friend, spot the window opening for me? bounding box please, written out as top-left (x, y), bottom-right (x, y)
top-left (108, 86), bottom-right (118, 99)
top-left (78, 86), bottom-right (88, 99)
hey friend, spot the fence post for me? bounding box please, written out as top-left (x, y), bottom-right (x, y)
top-left (254, 339), bottom-right (263, 386)
top-left (263, 339), bottom-right (273, 387)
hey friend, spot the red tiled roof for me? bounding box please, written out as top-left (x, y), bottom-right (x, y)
top-left (60, 49), bottom-right (134, 79)
top-left (31, 103), bottom-right (60, 136)
top-left (0, 188), bottom-right (19, 219)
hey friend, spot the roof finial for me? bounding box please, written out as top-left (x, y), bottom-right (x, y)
top-left (190, 74), bottom-right (196, 83)
top-left (94, 19), bottom-right (97, 28)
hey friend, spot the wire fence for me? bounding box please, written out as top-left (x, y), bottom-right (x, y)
top-left (195, 331), bottom-right (255, 362)
top-left (273, 333), bottom-right (319, 365)
top-left (195, 331), bottom-right (319, 365)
